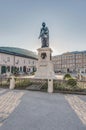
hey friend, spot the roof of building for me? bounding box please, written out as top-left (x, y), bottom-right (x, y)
top-left (63, 50), bottom-right (86, 55)
top-left (0, 47), bottom-right (38, 60)
top-left (53, 50), bottom-right (86, 57)
top-left (71, 51), bottom-right (86, 54)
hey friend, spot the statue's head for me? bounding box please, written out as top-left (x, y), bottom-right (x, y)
top-left (42, 22), bottom-right (46, 27)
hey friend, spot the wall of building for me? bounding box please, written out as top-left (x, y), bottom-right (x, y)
top-left (0, 53), bottom-right (37, 74)
top-left (1, 51), bottom-right (86, 75)
top-left (52, 52), bottom-right (86, 73)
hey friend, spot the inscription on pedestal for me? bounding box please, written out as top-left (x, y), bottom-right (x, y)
top-left (40, 61), bottom-right (47, 66)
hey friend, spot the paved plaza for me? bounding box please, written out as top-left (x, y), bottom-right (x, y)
top-left (0, 89), bottom-right (86, 130)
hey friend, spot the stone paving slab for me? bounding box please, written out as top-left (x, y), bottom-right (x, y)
top-left (0, 89), bottom-right (24, 127)
top-left (65, 95), bottom-right (86, 125)
top-left (0, 89), bottom-right (7, 95)
top-left (0, 89), bottom-right (86, 130)
top-left (78, 95), bottom-right (86, 102)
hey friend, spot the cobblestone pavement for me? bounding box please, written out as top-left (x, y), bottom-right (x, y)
top-left (0, 89), bottom-right (24, 126)
top-left (0, 89), bottom-right (86, 130)
top-left (65, 95), bottom-right (86, 125)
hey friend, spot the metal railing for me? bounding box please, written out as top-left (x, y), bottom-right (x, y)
top-left (0, 75), bottom-right (86, 93)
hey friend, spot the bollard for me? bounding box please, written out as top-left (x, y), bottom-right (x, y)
top-left (48, 78), bottom-right (53, 93)
top-left (9, 76), bottom-right (15, 89)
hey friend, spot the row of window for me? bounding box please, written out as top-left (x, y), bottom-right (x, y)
top-left (3, 57), bottom-right (35, 65)
top-left (53, 54), bottom-right (86, 61)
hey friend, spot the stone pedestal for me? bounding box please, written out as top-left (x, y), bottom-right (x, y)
top-left (48, 79), bottom-right (53, 93)
top-left (35, 47), bottom-right (56, 79)
top-left (9, 76), bottom-right (15, 89)
top-left (0, 66), bottom-right (1, 74)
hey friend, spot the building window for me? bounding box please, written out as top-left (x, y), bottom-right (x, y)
top-left (7, 57), bottom-right (10, 62)
top-left (7, 66), bottom-right (10, 72)
top-left (3, 59), bottom-right (7, 63)
top-left (16, 60), bottom-right (19, 64)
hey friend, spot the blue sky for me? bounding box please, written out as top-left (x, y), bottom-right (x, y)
top-left (0, 0), bottom-right (86, 55)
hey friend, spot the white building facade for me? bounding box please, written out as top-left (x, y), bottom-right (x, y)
top-left (0, 47), bottom-right (38, 74)
top-left (52, 51), bottom-right (86, 73)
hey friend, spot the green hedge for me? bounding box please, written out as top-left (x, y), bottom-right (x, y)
top-left (15, 79), bottom-right (32, 89)
top-left (64, 73), bottom-right (72, 80)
